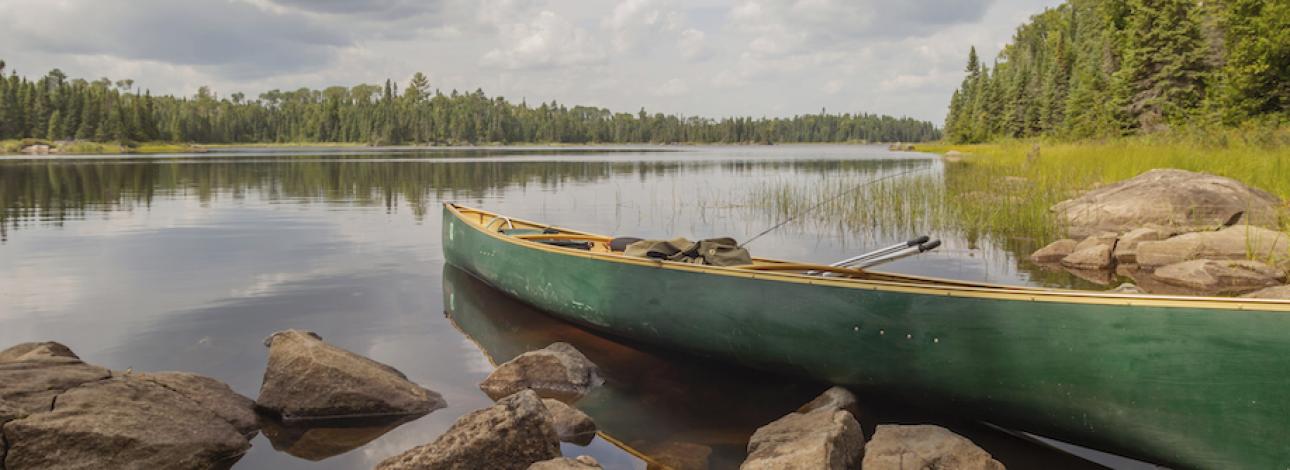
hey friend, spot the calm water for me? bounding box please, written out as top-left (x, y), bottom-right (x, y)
top-left (0, 145), bottom-right (1139, 469)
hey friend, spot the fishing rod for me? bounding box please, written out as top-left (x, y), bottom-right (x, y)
top-left (739, 166), bottom-right (935, 248)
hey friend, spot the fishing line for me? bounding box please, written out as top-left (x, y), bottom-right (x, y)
top-left (739, 165), bottom-right (934, 248)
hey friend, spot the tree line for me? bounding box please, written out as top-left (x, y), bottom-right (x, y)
top-left (0, 64), bottom-right (940, 146)
top-left (944, 0), bottom-right (1287, 143)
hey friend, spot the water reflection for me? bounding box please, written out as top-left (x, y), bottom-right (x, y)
top-left (443, 266), bottom-right (1104, 469)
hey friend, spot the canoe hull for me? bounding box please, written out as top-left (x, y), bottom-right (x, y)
top-left (443, 205), bottom-right (1290, 469)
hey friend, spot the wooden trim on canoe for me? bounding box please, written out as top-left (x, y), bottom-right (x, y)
top-left (446, 203), bottom-right (1290, 312)
top-left (512, 234), bottom-right (613, 242)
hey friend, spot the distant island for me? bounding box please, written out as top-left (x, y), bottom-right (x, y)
top-left (0, 64), bottom-right (939, 154)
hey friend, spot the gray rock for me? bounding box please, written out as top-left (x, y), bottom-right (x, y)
top-left (741, 389), bottom-right (863, 470)
top-left (1, 399), bottom-right (28, 470)
top-left (1242, 285), bottom-right (1290, 299)
top-left (135, 371), bottom-right (259, 438)
top-left (0, 359), bottom-right (112, 414)
top-left (256, 330), bottom-right (445, 421)
top-left (542, 398), bottom-right (596, 445)
top-left (0, 342), bottom-right (81, 364)
top-left (1151, 259), bottom-right (1286, 294)
top-left (1061, 244), bottom-right (1115, 270)
top-left (528, 456), bottom-right (602, 469)
top-left (480, 342), bottom-right (601, 404)
top-left (1052, 169), bottom-right (1282, 237)
top-left (376, 390), bottom-right (561, 470)
top-left (1137, 226), bottom-right (1289, 269)
top-left (1029, 239), bottom-right (1077, 263)
top-left (1114, 228), bottom-right (1165, 264)
top-left (2, 377), bottom-right (250, 470)
top-left (862, 425), bottom-right (1004, 470)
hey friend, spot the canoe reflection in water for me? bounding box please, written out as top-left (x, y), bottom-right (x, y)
top-left (441, 266), bottom-right (1102, 469)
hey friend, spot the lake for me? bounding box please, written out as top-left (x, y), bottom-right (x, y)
top-left (0, 145), bottom-right (1142, 469)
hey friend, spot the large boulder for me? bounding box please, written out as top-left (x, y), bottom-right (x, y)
top-left (740, 387), bottom-right (864, 470)
top-left (2, 377), bottom-right (250, 470)
top-left (1151, 259), bottom-right (1286, 294)
top-left (862, 425), bottom-right (1004, 470)
top-left (1242, 285), bottom-right (1290, 299)
top-left (376, 390), bottom-right (561, 470)
top-left (541, 398), bottom-right (596, 445)
top-left (1029, 239), bottom-right (1077, 263)
top-left (1136, 226), bottom-right (1289, 269)
top-left (1052, 169), bottom-right (1282, 237)
top-left (1, 399), bottom-right (27, 470)
top-left (256, 330), bottom-right (445, 421)
top-left (529, 456), bottom-right (602, 469)
top-left (1114, 228), bottom-right (1166, 264)
top-left (480, 342), bottom-right (602, 404)
top-left (0, 356), bottom-right (111, 414)
top-left (0, 342), bottom-right (81, 364)
top-left (135, 371), bottom-right (259, 438)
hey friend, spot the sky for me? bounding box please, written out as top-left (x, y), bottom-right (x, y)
top-left (0, 0), bottom-right (1064, 124)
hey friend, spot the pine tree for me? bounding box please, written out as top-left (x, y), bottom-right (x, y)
top-left (1113, 0), bottom-right (1210, 131)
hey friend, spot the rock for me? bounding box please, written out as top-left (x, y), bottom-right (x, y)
top-left (376, 390), bottom-right (560, 470)
top-left (259, 414), bottom-right (419, 461)
top-left (637, 441), bottom-right (712, 470)
top-left (541, 398), bottom-right (596, 445)
top-left (1051, 169), bottom-right (1282, 237)
top-left (1061, 244), bottom-right (1115, 270)
top-left (1110, 283), bottom-right (1143, 294)
top-left (1114, 228), bottom-right (1165, 264)
top-left (1029, 239), bottom-right (1077, 263)
top-left (1151, 259), bottom-right (1286, 294)
top-left (480, 342), bottom-right (601, 404)
top-left (1242, 285), bottom-right (1290, 299)
top-left (1136, 225), bottom-right (1289, 269)
top-left (256, 329), bottom-right (445, 421)
top-left (741, 388), bottom-right (863, 470)
top-left (0, 359), bottom-right (112, 414)
top-left (528, 456), bottom-right (602, 469)
top-left (0, 341), bottom-right (81, 364)
top-left (796, 386), bottom-right (859, 417)
top-left (135, 371), bottom-right (259, 438)
top-left (862, 425), bottom-right (1004, 470)
top-left (1, 399), bottom-right (27, 470)
top-left (2, 377), bottom-right (250, 470)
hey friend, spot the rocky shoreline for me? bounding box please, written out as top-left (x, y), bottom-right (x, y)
top-left (2, 336), bottom-right (1009, 469)
top-left (1030, 169), bottom-right (1289, 298)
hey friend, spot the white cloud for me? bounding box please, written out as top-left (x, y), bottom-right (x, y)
top-left (480, 10), bottom-right (607, 70)
top-left (652, 78), bottom-right (689, 97)
top-left (678, 28), bottom-right (709, 61)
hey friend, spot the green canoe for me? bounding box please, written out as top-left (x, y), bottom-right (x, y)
top-left (442, 203), bottom-right (1290, 470)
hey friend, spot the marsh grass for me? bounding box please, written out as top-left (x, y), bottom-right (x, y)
top-left (748, 128), bottom-right (1289, 251)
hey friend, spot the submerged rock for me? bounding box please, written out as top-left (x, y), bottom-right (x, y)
top-left (862, 425), bottom-right (1004, 470)
top-left (259, 414), bottom-right (419, 461)
top-left (2, 377), bottom-right (251, 470)
top-left (1052, 169), bottom-right (1282, 237)
top-left (1029, 239), bottom-right (1077, 263)
top-left (256, 330), bottom-right (445, 421)
top-left (1109, 283), bottom-right (1143, 294)
top-left (377, 390), bottom-right (560, 470)
top-left (1152, 259), bottom-right (1286, 294)
top-left (636, 441), bottom-right (713, 470)
top-left (1113, 228), bottom-right (1165, 264)
top-left (741, 387), bottom-right (864, 470)
top-left (135, 371), bottom-right (259, 438)
top-left (1060, 232), bottom-right (1118, 270)
top-left (528, 456), bottom-right (603, 469)
top-left (480, 342), bottom-right (601, 403)
top-left (1136, 226), bottom-right (1289, 269)
top-left (1242, 285), bottom-right (1290, 299)
top-left (542, 398), bottom-right (597, 445)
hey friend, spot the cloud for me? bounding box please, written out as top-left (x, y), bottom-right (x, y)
top-left (264, 0), bottom-right (443, 19)
top-left (0, 0), bottom-right (351, 79)
top-left (652, 78), bottom-right (690, 97)
top-left (678, 28), bottom-right (709, 61)
top-left (603, 0), bottom-right (684, 53)
top-left (479, 10), bottom-right (607, 70)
